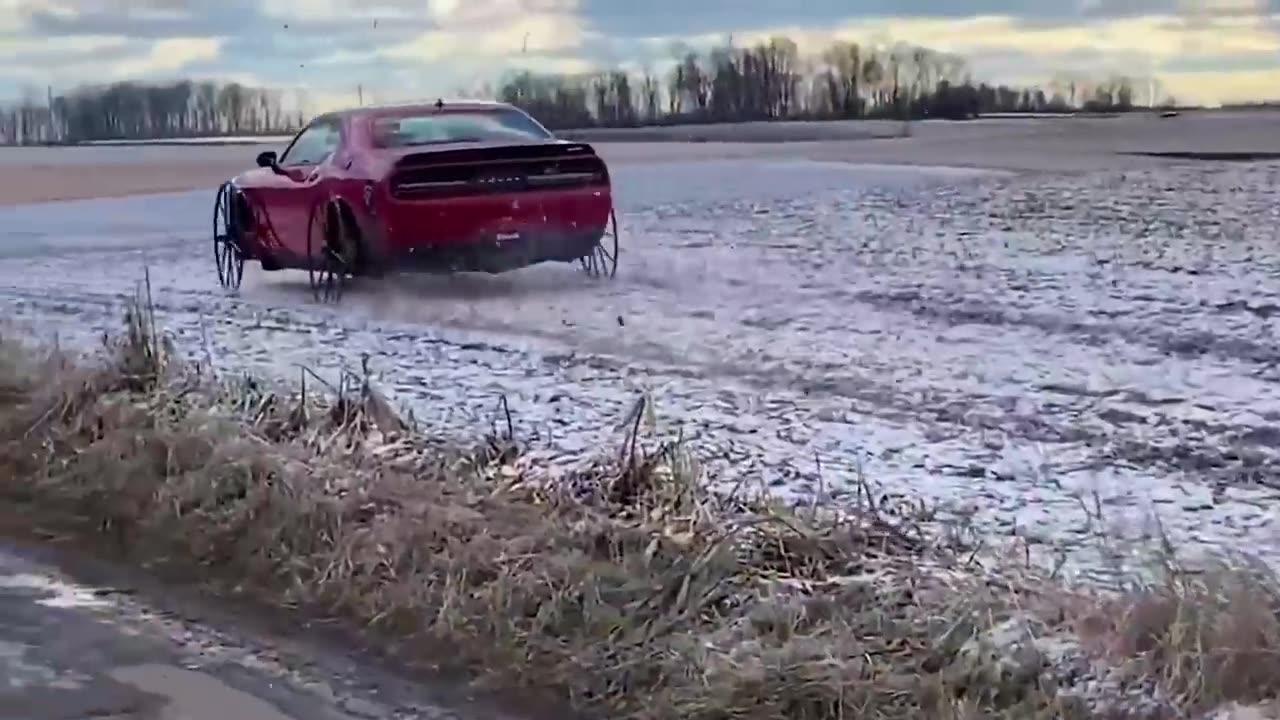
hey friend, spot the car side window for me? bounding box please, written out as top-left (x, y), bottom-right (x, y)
top-left (280, 120), bottom-right (340, 167)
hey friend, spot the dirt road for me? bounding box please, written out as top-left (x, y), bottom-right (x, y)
top-left (0, 533), bottom-right (532, 720)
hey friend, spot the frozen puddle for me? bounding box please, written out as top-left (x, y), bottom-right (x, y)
top-left (0, 573), bottom-right (112, 610)
top-left (2, 157), bottom-right (1280, 583)
top-left (0, 541), bottom-right (464, 719)
top-left (111, 665), bottom-right (305, 720)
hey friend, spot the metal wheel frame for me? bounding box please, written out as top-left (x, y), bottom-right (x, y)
top-left (580, 208), bottom-right (620, 279)
top-left (213, 181), bottom-right (247, 290)
top-left (306, 199), bottom-right (355, 303)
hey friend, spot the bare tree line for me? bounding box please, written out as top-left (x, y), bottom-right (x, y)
top-left (496, 37), bottom-right (1168, 129)
top-left (1, 34), bottom-right (1171, 145)
top-left (0, 80), bottom-right (305, 145)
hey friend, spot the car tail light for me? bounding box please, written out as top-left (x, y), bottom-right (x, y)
top-left (390, 154), bottom-right (609, 200)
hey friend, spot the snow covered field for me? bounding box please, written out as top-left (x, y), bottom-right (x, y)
top-left (2, 131), bottom-right (1279, 583)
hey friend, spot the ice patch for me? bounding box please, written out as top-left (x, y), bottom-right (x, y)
top-left (0, 572), bottom-right (112, 609)
top-left (0, 640), bottom-right (88, 689)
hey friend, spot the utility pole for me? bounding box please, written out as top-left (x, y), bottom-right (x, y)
top-left (358, 84), bottom-right (364, 106)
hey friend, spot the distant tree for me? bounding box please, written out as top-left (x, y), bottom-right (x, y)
top-left (0, 79), bottom-right (299, 145)
top-left (1, 35), bottom-right (1166, 145)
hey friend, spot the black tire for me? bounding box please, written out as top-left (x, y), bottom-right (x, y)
top-left (306, 199), bottom-right (355, 303)
top-left (213, 182), bottom-right (246, 290)
top-left (580, 208), bottom-right (619, 279)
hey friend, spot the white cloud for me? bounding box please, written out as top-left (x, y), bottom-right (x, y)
top-left (258, 0), bottom-right (421, 22)
top-left (0, 0), bottom-right (34, 32)
top-left (1162, 66), bottom-right (1280, 103)
top-left (285, 0), bottom-right (591, 105)
top-left (0, 34), bottom-right (125, 61)
top-left (386, 0), bottom-right (584, 60)
top-left (108, 36), bottom-right (221, 78)
top-left (0, 34), bottom-right (130, 90)
top-left (426, 0), bottom-right (460, 21)
top-left (1, 35), bottom-right (221, 93)
top-left (724, 14), bottom-right (1279, 62)
top-left (385, 15), bottom-right (584, 62)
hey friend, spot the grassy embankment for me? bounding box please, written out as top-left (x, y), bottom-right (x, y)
top-left (0, 286), bottom-right (1278, 720)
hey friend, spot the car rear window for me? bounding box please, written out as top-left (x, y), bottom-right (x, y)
top-left (368, 109), bottom-right (553, 147)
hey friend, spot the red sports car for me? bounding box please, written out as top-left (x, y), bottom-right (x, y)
top-left (212, 100), bottom-right (618, 300)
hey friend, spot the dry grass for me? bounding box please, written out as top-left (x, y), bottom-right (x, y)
top-left (1, 298), bottom-right (1279, 720)
top-left (1072, 559), bottom-right (1280, 715)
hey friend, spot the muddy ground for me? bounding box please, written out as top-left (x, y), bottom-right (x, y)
top-left (2, 111), bottom-right (1280, 585)
top-left (0, 518), bottom-right (541, 720)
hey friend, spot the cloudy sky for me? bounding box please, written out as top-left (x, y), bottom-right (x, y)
top-left (1, 0), bottom-right (1277, 110)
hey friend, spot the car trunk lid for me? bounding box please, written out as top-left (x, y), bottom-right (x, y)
top-left (386, 142), bottom-right (609, 200)
top-left (380, 141), bottom-right (611, 248)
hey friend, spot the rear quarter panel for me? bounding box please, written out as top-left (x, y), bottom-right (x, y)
top-left (322, 143), bottom-right (393, 265)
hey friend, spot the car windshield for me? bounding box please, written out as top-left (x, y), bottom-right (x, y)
top-left (369, 109), bottom-right (553, 148)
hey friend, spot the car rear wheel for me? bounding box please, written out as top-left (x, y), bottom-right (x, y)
top-left (213, 182), bottom-right (247, 291)
top-left (580, 208), bottom-right (619, 279)
top-left (306, 199), bottom-right (356, 303)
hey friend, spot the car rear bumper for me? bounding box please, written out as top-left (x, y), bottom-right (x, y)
top-left (390, 226), bottom-right (605, 274)
top-left (379, 187), bottom-right (610, 245)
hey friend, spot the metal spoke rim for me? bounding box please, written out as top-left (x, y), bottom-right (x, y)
top-left (213, 183), bottom-right (246, 290)
top-left (307, 201), bottom-right (351, 303)
top-left (580, 209), bottom-right (620, 279)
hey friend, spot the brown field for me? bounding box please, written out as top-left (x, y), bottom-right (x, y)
top-left (2, 109), bottom-right (1278, 206)
top-left (1, 162), bottom-right (245, 205)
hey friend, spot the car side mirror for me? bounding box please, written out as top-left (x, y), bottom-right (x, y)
top-left (257, 150), bottom-right (291, 178)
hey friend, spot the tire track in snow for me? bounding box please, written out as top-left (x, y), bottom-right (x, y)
top-left (3, 158), bottom-right (1280, 583)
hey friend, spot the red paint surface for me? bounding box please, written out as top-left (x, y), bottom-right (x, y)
top-left (232, 101), bottom-right (614, 269)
